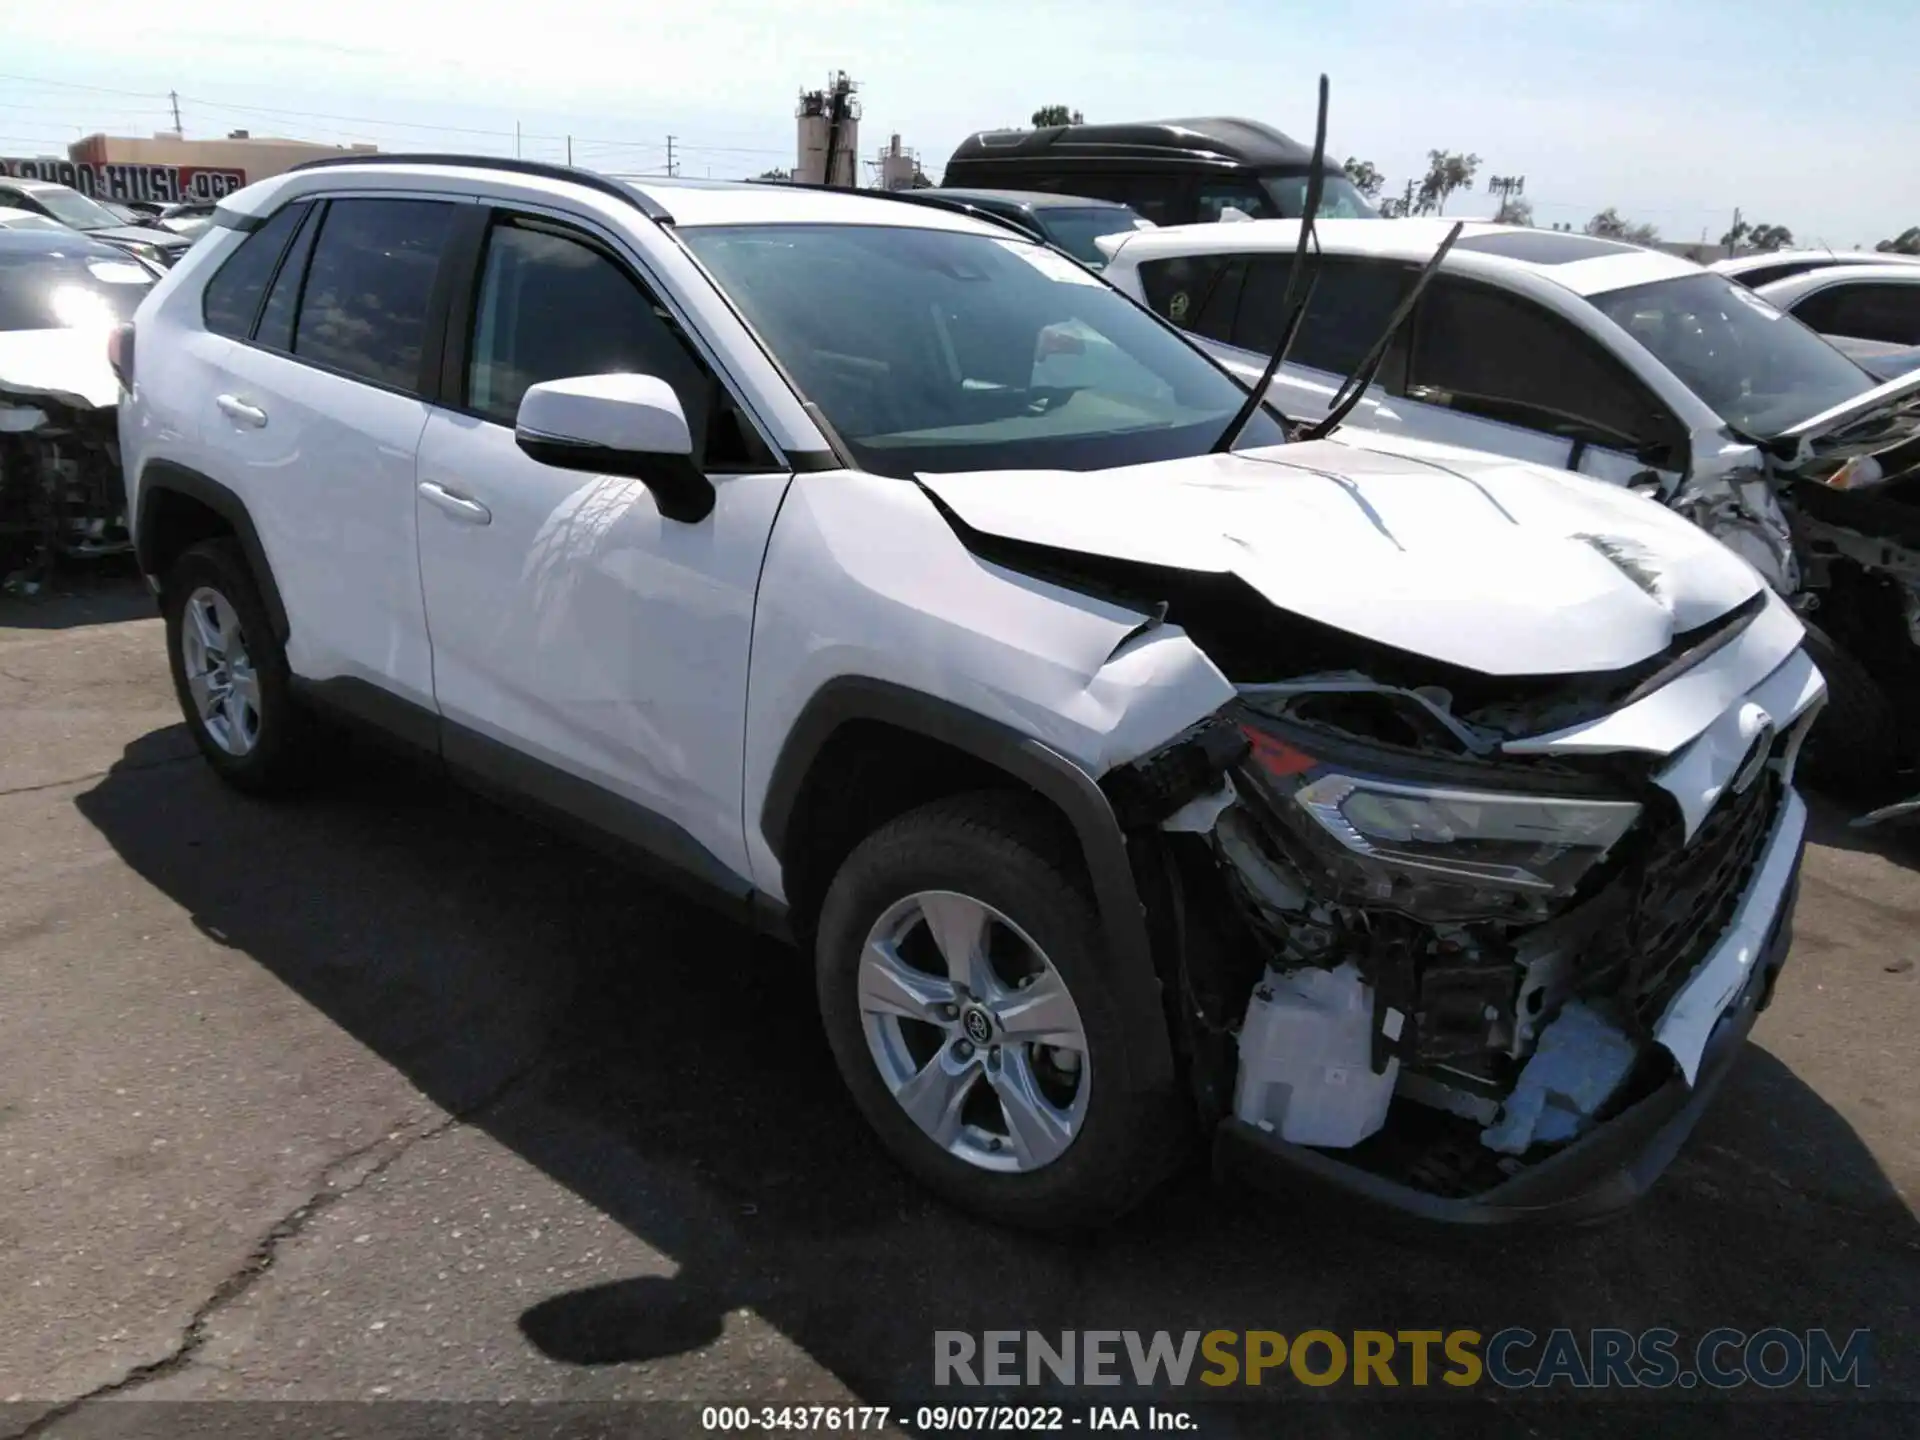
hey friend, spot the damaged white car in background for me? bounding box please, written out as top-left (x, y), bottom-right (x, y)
top-left (0, 228), bottom-right (154, 591)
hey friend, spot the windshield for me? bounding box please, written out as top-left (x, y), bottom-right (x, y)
top-left (680, 223), bottom-right (1285, 477)
top-left (21, 186), bottom-right (126, 232)
top-left (1263, 173), bottom-right (1377, 220)
top-left (1036, 206), bottom-right (1151, 267)
top-left (0, 245), bottom-right (156, 331)
top-left (0, 213), bottom-right (68, 233)
top-left (1590, 272), bottom-right (1876, 438)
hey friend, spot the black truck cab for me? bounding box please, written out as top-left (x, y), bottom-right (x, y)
top-left (941, 116), bottom-right (1376, 227)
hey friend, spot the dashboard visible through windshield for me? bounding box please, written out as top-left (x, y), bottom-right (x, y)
top-left (682, 222), bottom-right (1284, 476)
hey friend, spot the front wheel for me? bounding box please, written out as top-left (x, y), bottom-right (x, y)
top-left (1797, 620), bottom-right (1904, 800)
top-left (814, 792), bottom-right (1185, 1231)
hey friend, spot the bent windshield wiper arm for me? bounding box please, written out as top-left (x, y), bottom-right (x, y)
top-left (1300, 220), bottom-right (1465, 443)
top-left (1211, 74), bottom-right (1330, 455)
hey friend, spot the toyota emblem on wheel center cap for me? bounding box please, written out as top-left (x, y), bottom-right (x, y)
top-left (961, 1007), bottom-right (994, 1046)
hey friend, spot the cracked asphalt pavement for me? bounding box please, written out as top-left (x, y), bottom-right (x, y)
top-left (2, 576), bottom-right (1918, 1438)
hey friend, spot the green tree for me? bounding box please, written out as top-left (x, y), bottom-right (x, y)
top-left (1495, 197), bottom-right (1534, 226)
top-left (1342, 157), bottom-right (1384, 201)
top-left (755, 167), bottom-right (792, 182)
top-left (1876, 226), bottom-right (1920, 255)
top-left (1031, 105), bottom-right (1084, 127)
top-left (1746, 222), bottom-right (1794, 252)
top-left (1588, 207), bottom-right (1660, 245)
top-left (1721, 216), bottom-right (1750, 250)
top-left (1414, 150), bottom-right (1481, 216)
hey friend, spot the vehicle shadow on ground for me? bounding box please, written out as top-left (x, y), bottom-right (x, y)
top-left (73, 733), bottom-right (1919, 1432)
top-left (0, 565), bottom-right (152, 630)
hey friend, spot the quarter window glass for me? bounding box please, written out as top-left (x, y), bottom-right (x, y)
top-left (1412, 280), bottom-right (1676, 451)
top-left (1138, 254), bottom-right (1245, 344)
top-left (1234, 257), bottom-right (1409, 378)
top-left (1195, 181), bottom-right (1274, 223)
top-left (254, 205), bottom-right (320, 352)
top-left (292, 198), bottom-right (454, 391)
top-left (466, 222), bottom-right (768, 468)
top-left (201, 202), bottom-right (306, 339)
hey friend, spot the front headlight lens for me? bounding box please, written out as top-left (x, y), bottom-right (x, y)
top-left (1293, 774), bottom-right (1642, 895)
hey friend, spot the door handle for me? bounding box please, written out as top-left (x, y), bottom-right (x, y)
top-left (216, 393), bottom-right (268, 428)
top-left (417, 480), bottom-right (492, 526)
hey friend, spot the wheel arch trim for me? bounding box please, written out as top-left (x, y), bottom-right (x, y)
top-left (135, 460), bottom-right (289, 644)
top-left (761, 675), bottom-right (1173, 1093)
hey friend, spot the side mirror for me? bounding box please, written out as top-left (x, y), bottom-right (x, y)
top-left (514, 374), bottom-right (715, 523)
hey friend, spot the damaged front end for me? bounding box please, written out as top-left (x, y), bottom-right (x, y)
top-left (1107, 668), bottom-right (1813, 1223)
top-left (0, 396), bottom-right (128, 592)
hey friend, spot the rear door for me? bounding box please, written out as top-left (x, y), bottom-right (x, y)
top-left (200, 194), bottom-right (462, 709)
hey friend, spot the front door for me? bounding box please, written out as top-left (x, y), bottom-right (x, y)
top-left (413, 211), bottom-right (791, 884)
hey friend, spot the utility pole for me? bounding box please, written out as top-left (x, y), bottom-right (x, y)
top-left (666, 135), bottom-right (678, 176)
top-left (169, 90), bottom-right (183, 138)
top-left (566, 135), bottom-right (573, 165)
top-left (1727, 206), bottom-right (1742, 256)
top-left (1397, 179), bottom-right (1414, 216)
top-left (515, 121), bottom-right (521, 159)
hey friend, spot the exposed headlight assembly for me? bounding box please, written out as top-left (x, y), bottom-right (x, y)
top-left (1236, 722), bottom-right (1642, 921)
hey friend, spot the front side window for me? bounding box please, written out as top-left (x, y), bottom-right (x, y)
top-left (1412, 279), bottom-right (1681, 452)
top-left (464, 220), bottom-right (768, 467)
top-left (293, 198), bottom-right (455, 392)
top-left (680, 223), bottom-right (1284, 478)
top-left (1789, 282), bottom-right (1920, 347)
top-left (1195, 181), bottom-right (1275, 224)
top-left (201, 202), bottom-right (307, 339)
top-left (1260, 173), bottom-right (1377, 220)
top-left (1589, 273), bottom-right (1876, 438)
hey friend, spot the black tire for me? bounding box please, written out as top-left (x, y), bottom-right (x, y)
top-left (162, 537), bottom-right (317, 795)
top-left (814, 791), bottom-right (1186, 1231)
top-left (1797, 620), bottom-right (1903, 799)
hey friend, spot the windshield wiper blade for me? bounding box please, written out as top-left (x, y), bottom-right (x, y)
top-left (1211, 74), bottom-right (1330, 455)
top-left (1300, 220), bottom-right (1465, 443)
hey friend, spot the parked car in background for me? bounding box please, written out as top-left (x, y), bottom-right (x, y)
top-left (0, 205), bottom-right (74, 234)
top-left (1100, 218), bottom-right (1920, 789)
top-left (0, 177), bottom-right (192, 269)
top-left (119, 155), bottom-right (1818, 1229)
top-left (154, 201), bottom-right (220, 241)
top-left (911, 189), bottom-right (1151, 269)
top-left (942, 117), bottom-right (1376, 226)
top-left (0, 228), bottom-right (155, 584)
top-left (1753, 264), bottom-right (1920, 349)
top-left (1829, 337), bottom-right (1920, 383)
top-left (1713, 248), bottom-right (1920, 291)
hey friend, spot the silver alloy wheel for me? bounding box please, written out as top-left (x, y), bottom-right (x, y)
top-left (858, 890), bottom-right (1090, 1174)
top-left (180, 585), bottom-right (261, 756)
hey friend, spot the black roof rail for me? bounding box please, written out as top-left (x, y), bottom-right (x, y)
top-left (742, 178), bottom-right (1047, 243)
top-left (283, 152), bottom-right (675, 223)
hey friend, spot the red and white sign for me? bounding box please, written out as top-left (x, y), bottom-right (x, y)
top-left (2, 157), bottom-right (247, 205)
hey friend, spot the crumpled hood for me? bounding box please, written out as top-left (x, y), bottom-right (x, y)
top-left (0, 326), bottom-right (119, 414)
top-left (917, 439), bottom-right (1765, 676)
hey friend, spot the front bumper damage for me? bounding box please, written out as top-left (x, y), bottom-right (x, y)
top-left (1103, 627), bottom-right (1821, 1226)
top-left (0, 341), bottom-right (127, 593)
top-left (1215, 792), bottom-right (1803, 1224)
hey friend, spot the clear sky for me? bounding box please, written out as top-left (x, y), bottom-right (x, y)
top-left (2, 0), bottom-right (1914, 248)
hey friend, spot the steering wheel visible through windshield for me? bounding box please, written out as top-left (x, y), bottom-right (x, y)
top-left (1590, 272), bottom-right (1876, 438)
top-left (679, 222), bottom-right (1284, 476)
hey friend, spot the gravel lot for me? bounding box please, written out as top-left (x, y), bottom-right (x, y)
top-left (2, 575), bottom-right (1917, 1438)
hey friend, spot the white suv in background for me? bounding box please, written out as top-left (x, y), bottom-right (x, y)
top-left (117, 157), bottom-right (1820, 1229)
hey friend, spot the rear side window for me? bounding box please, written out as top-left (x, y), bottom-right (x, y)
top-left (1233, 256), bottom-right (1410, 378)
top-left (200, 203), bottom-right (307, 338)
top-left (1790, 282), bottom-right (1920, 346)
top-left (254, 205), bottom-right (321, 352)
top-left (293, 198), bottom-right (456, 391)
top-left (1049, 174), bottom-right (1188, 225)
top-left (1138, 254), bottom-right (1245, 344)
top-left (1411, 279), bottom-right (1678, 452)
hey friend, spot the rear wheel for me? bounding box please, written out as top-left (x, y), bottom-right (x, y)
top-left (814, 792), bottom-right (1184, 1230)
top-left (1797, 620), bottom-right (1904, 799)
top-left (163, 538), bottom-right (317, 794)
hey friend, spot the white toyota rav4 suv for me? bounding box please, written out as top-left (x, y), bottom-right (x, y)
top-left (117, 156), bottom-right (1822, 1229)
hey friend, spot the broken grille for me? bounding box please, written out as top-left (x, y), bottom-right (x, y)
top-left (1579, 768), bottom-right (1783, 1028)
